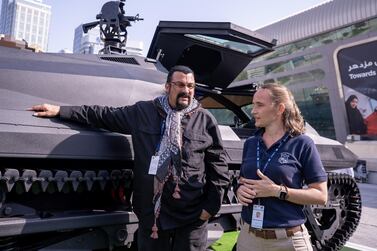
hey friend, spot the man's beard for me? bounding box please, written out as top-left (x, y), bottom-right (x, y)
top-left (175, 92), bottom-right (191, 110)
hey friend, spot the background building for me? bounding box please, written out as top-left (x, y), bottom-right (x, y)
top-left (0, 0), bottom-right (51, 52)
top-left (73, 24), bottom-right (143, 56)
top-left (73, 25), bottom-right (102, 54)
top-left (232, 0), bottom-right (377, 181)
top-left (58, 48), bottom-right (72, 53)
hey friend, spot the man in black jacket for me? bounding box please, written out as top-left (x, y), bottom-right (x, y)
top-left (30, 65), bottom-right (230, 251)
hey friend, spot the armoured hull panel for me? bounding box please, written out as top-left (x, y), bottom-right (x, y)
top-left (0, 46), bottom-right (165, 159)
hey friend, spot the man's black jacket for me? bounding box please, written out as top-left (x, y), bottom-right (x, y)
top-left (60, 100), bottom-right (229, 230)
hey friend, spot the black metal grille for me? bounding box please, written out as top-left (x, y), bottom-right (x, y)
top-left (100, 56), bottom-right (140, 65)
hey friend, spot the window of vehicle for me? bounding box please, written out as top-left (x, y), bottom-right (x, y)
top-left (185, 34), bottom-right (267, 55)
top-left (207, 108), bottom-right (238, 126)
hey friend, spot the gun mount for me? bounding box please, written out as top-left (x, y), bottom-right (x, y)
top-left (82, 0), bottom-right (143, 55)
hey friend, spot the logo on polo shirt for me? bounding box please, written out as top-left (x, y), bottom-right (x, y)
top-left (278, 152), bottom-right (290, 164)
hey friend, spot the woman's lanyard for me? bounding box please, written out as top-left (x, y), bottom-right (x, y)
top-left (256, 134), bottom-right (289, 173)
top-left (255, 133), bottom-right (289, 207)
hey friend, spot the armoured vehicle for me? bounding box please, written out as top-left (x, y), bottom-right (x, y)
top-left (0, 1), bottom-right (361, 250)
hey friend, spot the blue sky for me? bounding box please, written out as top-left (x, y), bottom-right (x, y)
top-left (38, 0), bottom-right (328, 53)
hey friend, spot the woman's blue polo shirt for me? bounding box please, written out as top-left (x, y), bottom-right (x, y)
top-left (240, 130), bottom-right (327, 228)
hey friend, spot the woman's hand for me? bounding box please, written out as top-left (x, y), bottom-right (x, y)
top-left (239, 170), bottom-right (328, 206)
top-left (238, 170), bottom-right (281, 200)
top-left (236, 177), bottom-right (257, 206)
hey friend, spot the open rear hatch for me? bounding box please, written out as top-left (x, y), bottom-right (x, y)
top-left (147, 21), bottom-right (275, 90)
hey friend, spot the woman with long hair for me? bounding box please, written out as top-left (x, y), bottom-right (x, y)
top-left (236, 83), bottom-right (328, 251)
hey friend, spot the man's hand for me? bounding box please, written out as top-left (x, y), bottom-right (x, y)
top-left (199, 209), bottom-right (211, 221)
top-left (28, 104), bottom-right (60, 117)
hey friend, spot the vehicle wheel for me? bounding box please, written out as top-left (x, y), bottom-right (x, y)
top-left (306, 173), bottom-right (362, 251)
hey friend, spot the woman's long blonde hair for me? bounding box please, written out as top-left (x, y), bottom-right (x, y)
top-left (259, 83), bottom-right (305, 136)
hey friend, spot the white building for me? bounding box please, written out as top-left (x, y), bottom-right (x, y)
top-left (126, 40), bottom-right (143, 56)
top-left (58, 48), bottom-right (72, 54)
top-left (73, 25), bottom-right (103, 54)
top-left (73, 24), bottom-right (143, 56)
top-left (0, 0), bottom-right (51, 52)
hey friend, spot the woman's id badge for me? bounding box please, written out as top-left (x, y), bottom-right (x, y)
top-left (251, 204), bottom-right (264, 229)
top-left (148, 155), bottom-right (160, 175)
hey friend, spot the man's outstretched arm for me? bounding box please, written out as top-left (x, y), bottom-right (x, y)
top-left (29, 103), bottom-right (60, 117)
top-left (29, 103), bottom-right (135, 135)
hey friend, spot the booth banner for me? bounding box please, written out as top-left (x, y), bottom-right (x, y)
top-left (337, 40), bottom-right (377, 136)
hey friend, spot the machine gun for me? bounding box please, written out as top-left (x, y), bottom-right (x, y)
top-left (82, 0), bottom-right (143, 55)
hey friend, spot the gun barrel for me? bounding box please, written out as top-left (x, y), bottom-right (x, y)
top-left (125, 15), bottom-right (144, 22)
top-left (82, 21), bottom-right (100, 33)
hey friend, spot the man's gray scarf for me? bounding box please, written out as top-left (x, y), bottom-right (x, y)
top-left (150, 94), bottom-right (200, 239)
top-left (155, 94), bottom-right (199, 182)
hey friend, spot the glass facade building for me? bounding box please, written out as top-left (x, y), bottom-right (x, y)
top-left (233, 0), bottom-right (377, 142)
top-left (0, 0), bottom-right (51, 51)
